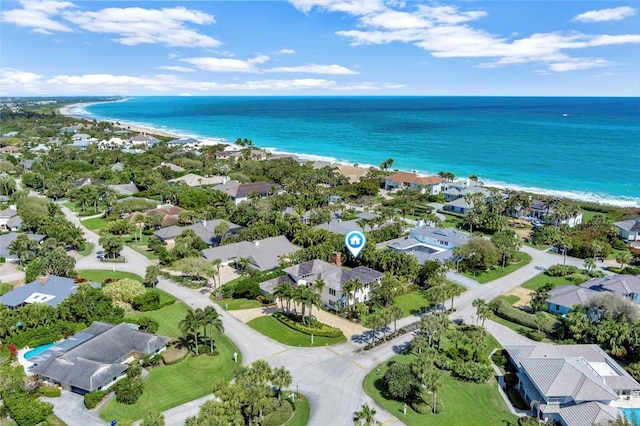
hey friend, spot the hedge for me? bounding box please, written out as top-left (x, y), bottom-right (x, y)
top-left (3, 391), bottom-right (53, 426)
top-left (491, 299), bottom-right (562, 336)
top-left (38, 386), bottom-right (61, 398)
top-left (272, 312), bottom-right (342, 338)
top-left (9, 321), bottom-right (85, 349)
top-left (84, 389), bottom-right (109, 409)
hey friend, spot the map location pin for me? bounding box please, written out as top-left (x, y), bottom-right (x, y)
top-left (345, 230), bottom-right (366, 258)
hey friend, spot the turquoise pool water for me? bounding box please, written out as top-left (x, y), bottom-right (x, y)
top-left (24, 343), bottom-right (56, 360)
top-left (623, 408), bottom-right (640, 425)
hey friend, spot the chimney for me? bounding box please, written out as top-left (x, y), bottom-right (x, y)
top-left (332, 251), bottom-right (342, 267)
top-left (40, 276), bottom-right (50, 286)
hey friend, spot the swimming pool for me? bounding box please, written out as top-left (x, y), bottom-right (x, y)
top-left (24, 343), bottom-right (57, 360)
top-left (622, 408), bottom-right (640, 425)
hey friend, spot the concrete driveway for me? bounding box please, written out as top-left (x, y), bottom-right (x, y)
top-left (41, 390), bottom-right (105, 426)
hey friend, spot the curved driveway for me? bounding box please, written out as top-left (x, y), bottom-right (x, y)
top-left (60, 204), bottom-right (594, 425)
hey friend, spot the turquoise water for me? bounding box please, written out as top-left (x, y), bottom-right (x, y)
top-left (24, 342), bottom-right (56, 360)
top-left (78, 96), bottom-right (640, 207)
top-left (624, 408), bottom-right (640, 425)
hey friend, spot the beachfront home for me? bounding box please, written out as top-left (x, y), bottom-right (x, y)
top-left (505, 344), bottom-right (640, 426)
top-left (384, 171), bottom-right (444, 195)
top-left (614, 216), bottom-right (640, 245)
top-left (213, 180), bottom-right (281, 204)
top-left (387, 226), bottom-right (469, 264)
top-left (546, 274), bottom-right (640, 314)
top-left (154, 219), bottom-right (242, 246)
top-left (529, 199), bottom-right (583, 227)
top-left (442, 179), bottom-right (489, 202)
top-left (0, 276), bottom-right (100, 309)
top-left (167, 137), bottom-right (198, 149)
top-left (29, 322), bottom-right (170, 395)
top-left (200, 235), bottom-right (300, 272)
top-left (130, 133), bottom-right (159, 146)
top-left (259, 256), bottom-right (383, 310)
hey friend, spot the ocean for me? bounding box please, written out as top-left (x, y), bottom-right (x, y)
top-left (75, 96), bottom-right (640, 207)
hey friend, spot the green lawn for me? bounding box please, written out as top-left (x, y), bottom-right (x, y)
top-left (495, 294), bottom-right (521, 305)
top-left (439, 212), bottom-right (464, 229)
top-left (213, 298), bottom-right (263, 310)
top-left (126, 302), bottom-right (191, 338)
top-left (393, 291), bottom-right (432, 317)
top-left (521, 271), bottom-right (588, 291)
top-left (247, 315), bottom-right (346, 347)
top-left (463, 252), bottom-right (532, 284)
top-left (100, 334), bottom-right (239, 423)
top-left (124, 233), bottom-right (159, 260)
top-left (363, 351), bottom-right (517, 426)
top-left (285, 392), bottom-right (310, 426)
top-left (78, 269), bottom-right (143, 284)
top-left (77, 242), bottom-right (93, 257)
top-left (81, 216), bottom-right (108, 231)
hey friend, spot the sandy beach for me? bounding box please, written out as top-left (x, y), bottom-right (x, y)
top-left (59, 103), bottom-right (180, 139)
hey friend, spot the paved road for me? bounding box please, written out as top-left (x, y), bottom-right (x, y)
top-left (57, 205), bottom-right (596, 426)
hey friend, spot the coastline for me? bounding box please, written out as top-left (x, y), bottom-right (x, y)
top-left (58, 101), bottom-right (640, 208)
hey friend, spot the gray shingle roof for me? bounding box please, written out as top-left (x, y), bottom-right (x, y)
top-left (614, 216), bottom-right (640, 232)
top-left (410, 226), bottom-right (469, 245)
top-left (557, 401), bottom-right (620, 426)
top-left (108, 183), bottom-right (139, 196)
top-left (154, 220), bottom-right (242, 244)
top-left (545, 285), bottom-right (600, 309)
top-left (581, 274), bottom-right (640, 297)
top-left (0, 276), bottom-right (100, 308)
top-left (201, 236), bottom-right (300, 271)
top-left (0, 232), bottom-right (44, 258)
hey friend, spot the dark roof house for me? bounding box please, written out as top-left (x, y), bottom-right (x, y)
top-left (30, 322), bottom-right (170, 394)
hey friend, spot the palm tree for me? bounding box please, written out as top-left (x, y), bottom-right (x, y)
top-left (353, 403), bottom-right (379, 426)
top-left (179, 309), bottom-right (203, 355)
top-left (202, 306), bottom-right (224, 354)
top-left (211, 258), bottom-right (222, 290)
top-left (411, 334), bottom-right (429, 355)
top-left (472, 298), bottom-right (491, 327)
top-left (306, 291), bottom-right (322, 326)
top-left (584, 257), bottom-right (596, 276)
top-left (362, 312), bottom-right (384, 346)
top-left (274, 282), bottom-right (294, 313)
top-left (271, 366), bottom-right (292, 404)
top-left (425, 368), bottom-right (444, 414)
top-left (390, 305), bottom-right (403, 333)
top-left (616, 251), bottom-right (633, 269)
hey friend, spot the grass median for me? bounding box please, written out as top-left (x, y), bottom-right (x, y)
top-left (247, 315), bottom-right (346, 347)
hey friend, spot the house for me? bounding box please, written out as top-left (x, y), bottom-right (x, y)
top-left (153, 219), bottom-right (242, 246)
top-left (71, 133), bottom-right (91, 141)
top-left (0, 206), bottom-right (21, 231)
top-left (546, 275), bottom-right (640, 314)
top-left (213, 181), bottom-right (281, 204)
top-left (314, 212), bottom-right (379, 236)
top-left (259, 256), bottom-right (383, 310)
top-left (168, 173), bottom-right (226, 187)
top-left (333, 164), bottom-right (368, 184)
top-left (29, 322), bottom-right (170, 395)
top-left (0, 276), bottom-right (100, 309)
top-left (0, 146), bottom-right (21, 155)
top-left (167, 137), bottom-right (198, 148)
top-left (528, 199), bottom-right (583, 227)
top-left (384, 171), bottom-right (444, 195)
top-left (615, 216), bottom-right (640, 244)
top-left (200, 235), bottom-right (300, 272)
top-left (386, 226), bottom-right (469, 264)
top-left (0, 233), bottom-right (45, 261)
top-left (441, 180), bottom-right (488, 202)
top-left (153, 162), bottom-right (185, 173)
top-left (505, 344), bottom-right (640, 426)
top-left (444, 197), bottom-right (475, 214)
top-left (108, 182), bottom-right (139, 196)
top-left (122, 205), bottom-right (185, 228)
top-left (111, 162), bottom-right (124, 172)
top-left (130, 133), bottom-right (159, 146)
top-left (30, 144), bottom-right (50, 153)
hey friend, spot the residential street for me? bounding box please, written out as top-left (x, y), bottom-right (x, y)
top-left (57, 204), bottom-right (597, 425)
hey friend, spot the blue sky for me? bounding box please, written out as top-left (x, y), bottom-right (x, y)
top-left (1, 0), bottom-right (639, 96)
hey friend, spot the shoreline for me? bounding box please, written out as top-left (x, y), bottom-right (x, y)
top-left (59, 101), bottom-right (640, 208)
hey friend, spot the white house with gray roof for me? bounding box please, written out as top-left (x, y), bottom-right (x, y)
top-left (615, 216), bottom-right (640, 245)
top-left (29, 322), bottom-right (169, 394)
top-left (387, 226), bottom-right (469, 264)
top-left (201, 235), bottom-right (300, 272)
top-left (0, 276), bottom-right (100, 309)
top-left (0, 232), bottom-right (45, 261)
top-left (546, 275), bottom-right (640, 315)
top-left (260, 258), bottom-right (383, 310)
top-left (505, 344), bottom-right (640, 426)
top-left (154, 219), bottom-right (242, 246)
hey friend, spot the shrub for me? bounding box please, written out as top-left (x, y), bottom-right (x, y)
top-left (133, 316), bottom-right (160, 333)
top-left (621, 266), bottom-right (640, 276)
top-left (411, 401), bottom-right (432, 414)
top-left (162, 344), bottom-right (189, 365)
top-left (3, 391), bottom-right (53, 426)
top-left (546, 264), bottom-right (578, 277)
top-left (272, 312), bottom-right (343, 338)
top-left (234, 280), bottom-right (261, 299)
top-left (519, 416), bottom-right (542, 426)
top-left (491, 299), bottom-right (562, 336)
top-left (526, 330), bottom-right (545, 341)
top-left (0, 282), bottom-right (12, 295)
top-left (450, 361), bottom-right (494, 383)
top-left (84, 390), bottom-right (108, 409)
top-left (38, 386), bottom-right (61, 397)
top-left (261, 398), bottom-right (294, 426)
top-left (132, 290), bottom-right (161, 311)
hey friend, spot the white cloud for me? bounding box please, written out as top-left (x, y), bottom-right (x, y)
top-left (291, 0), bottom-right (640, 72)
top-left (264, 64), bottom-right (358, 74)
top-left (0, 0), bottom-right (74, 33)
top-left (181, 55), bottom-right (270, 73)
top-left (157, 66), bottom-right (196, 73)
top-left (279, 48), bottom-right (296, 54)
top-left (573, 6), bottom-right (637, 23)
top-left (0, 68), bottom-right (44, 94)
top-left (63, 6), bottom-right (219, 47)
